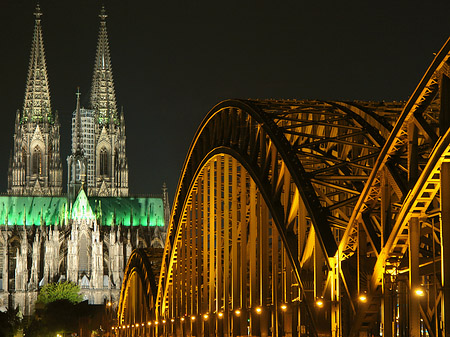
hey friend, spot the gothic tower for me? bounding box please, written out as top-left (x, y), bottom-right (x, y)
top-left (67, 90), bottom-right (87, 202)
top-left (8, 4), bottom-right (63, 196)
top-left (89, 6), bottom-right (128, 197)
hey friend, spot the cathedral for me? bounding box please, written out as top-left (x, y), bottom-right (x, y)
top-left (0, 5), bottom-right (169, 315)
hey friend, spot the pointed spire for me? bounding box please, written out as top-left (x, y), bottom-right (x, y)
top-left (23, 3), bottom-right (52, 123)
top-left (74, 88), bottom-right (83, 155)
top-left (90, 5), bottom-right (118, 127)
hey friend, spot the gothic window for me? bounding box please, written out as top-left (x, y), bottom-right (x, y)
top-left (79, 234), bottom-right (89, 273)
top-left (100, 148), bottom-right (108, 176)
top-left (76, 160), bottom-right (82, 181)
top-left (32, 146), bottom-right (42, 175)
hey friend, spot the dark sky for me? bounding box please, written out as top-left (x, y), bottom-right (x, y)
top-left (0, 0), bottom-right (449, 201)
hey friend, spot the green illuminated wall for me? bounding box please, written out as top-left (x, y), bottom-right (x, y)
top-left (0, 191), bottom-right (165, 227)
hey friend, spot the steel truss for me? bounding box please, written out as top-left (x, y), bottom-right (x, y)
top-left (117, 37), bottom-right (450, 337)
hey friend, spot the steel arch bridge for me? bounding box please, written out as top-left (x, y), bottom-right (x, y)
top-left (116, 37), bottom-right (450, 337)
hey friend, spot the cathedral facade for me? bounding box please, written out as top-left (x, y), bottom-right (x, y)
top-left (0, 5), bottom-right (168, 316)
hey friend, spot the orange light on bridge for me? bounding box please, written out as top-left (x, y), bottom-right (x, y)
top-left (358, 294), bottom-right (367, 303)
top-left (191, 315), bottom-right (196, 321)
top-left (203, 314), bottom-right (209, 320)
top-left (415, 287), bottom-right (425, 297)
top-left (234, 309), bottom-right (241, 316)
top-left (281, 304), bottom-right (288, 312)
top-left (147, 321), bottom-right (151, 326)
top-left (162, 320), bottom-right (166, 324)
top-left (316, 298), bottom-right (324, 308)
top-left (218, 312), bottom-right (224, 318)
top-left (181, 317), bottom-right (185, 322)
top-left (171, 318), bottom-right (175, 323)
top-left (255, 306), bottom-right (262, 314)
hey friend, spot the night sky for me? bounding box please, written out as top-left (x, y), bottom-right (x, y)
top-left (0, 0), bottom-right (449, 202)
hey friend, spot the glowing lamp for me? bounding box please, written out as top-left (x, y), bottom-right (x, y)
top-left (358, 294), bottom-right (367, 303)
top-left (316, 299), bottom-right (324, 308)
top-left (191, 315), bottom-right (196, 321)
top-left (218, 312), bottom-right (224, 318)
top-left (415, 288), bottom-right (425, 297)
top-left (203, 314), bottom-right (209, 320)
top-left (234, 309), bottom-right (241, 316)
top-left (281, 304), bottom-right (288, 312)
top-left (255, 306), bottom-right (262, 314)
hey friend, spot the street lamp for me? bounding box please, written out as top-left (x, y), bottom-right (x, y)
top-left (415, 287), bottom-right (425, 297)
top-left (316, 298), bottom-right (324, 308)
top-left (358, 294), bottom-right (367, 303)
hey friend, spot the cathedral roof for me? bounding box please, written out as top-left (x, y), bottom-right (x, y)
top-left (22, 3), bottom-right (53, 123)
top-left (90, 5), bottom-right (118, 126)
top-left (88, 196), bottom-right (165, 227)
top-left (71, 189), bottom-right (95, 221)
top-left (0, 193), bottom-right (165, 227)
top-left (0, 196), bottom-right (67, 226)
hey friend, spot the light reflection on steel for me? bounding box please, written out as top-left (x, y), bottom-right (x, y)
top-left (117, 37), bottom-right (450, 337)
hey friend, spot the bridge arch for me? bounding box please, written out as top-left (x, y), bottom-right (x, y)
top-left (154, 97), bottom-right (393, 336)
top-left (117, 37), bottom-right (450, 337)
top-left (117, 249), bottom-right (158, 333)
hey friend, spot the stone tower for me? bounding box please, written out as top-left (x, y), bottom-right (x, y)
top-left (89, 6), bottom-right (128, 197)
top-left (67, 90), bottom-right (88, 202)
top-left (8, 4), bottom-right (63, 196)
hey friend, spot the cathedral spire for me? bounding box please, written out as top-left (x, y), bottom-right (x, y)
top-left (23, 3), bottom-right (52, 123)
top-left (74, 88), bottom-right (83, 155)
top-left (90, 5), bottom-right (118, 126)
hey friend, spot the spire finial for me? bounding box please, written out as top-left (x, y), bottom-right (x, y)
top-left (99, 5), bottom-right (107, 22)
top-left (75, 88), bottom-right (83, 154)
top-left (34, 3), bottom-right (42, 20)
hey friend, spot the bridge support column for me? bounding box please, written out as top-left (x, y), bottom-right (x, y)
top-left (284, 250), bottom-right (293, 337)
top-left (408, 216), bottom-right (421, 337)
top-left (239, 172), bottom-right (248, 335)
top-left (249, 179), bottom-right (260, 337)
top-left (330, 257), bottom-right (340, 337)
top-left (397, 275), bottom-right (408, 337)
top-left (230, 158), bottom-right (240, 337)
top-left (382, 273), bottom-right (393, 337)
top-left (441, 161), bottom-right (450, 336)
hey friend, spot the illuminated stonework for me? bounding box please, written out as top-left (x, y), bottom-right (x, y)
top-left (0, 5), bottom-right (168, 316)
top-left (0, 188), bottom-right (168, 315)
top-left (8, 4), bottom-right (63, 196)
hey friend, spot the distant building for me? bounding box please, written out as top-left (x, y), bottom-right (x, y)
top-left (0, 5), bottom-right (168, 316)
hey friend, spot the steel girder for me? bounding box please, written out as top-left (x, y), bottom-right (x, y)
top-left (152, 96), bottom-right (400, 336)
top-left (118, 37), bottom-right (450, 337)
top-left (341, 38), bottom-right (450, 336)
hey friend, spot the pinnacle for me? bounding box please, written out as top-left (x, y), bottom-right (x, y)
top-left (34, 3), bottom-right (42, 20)
top-left (99, 5), bottom-right (107, 22)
